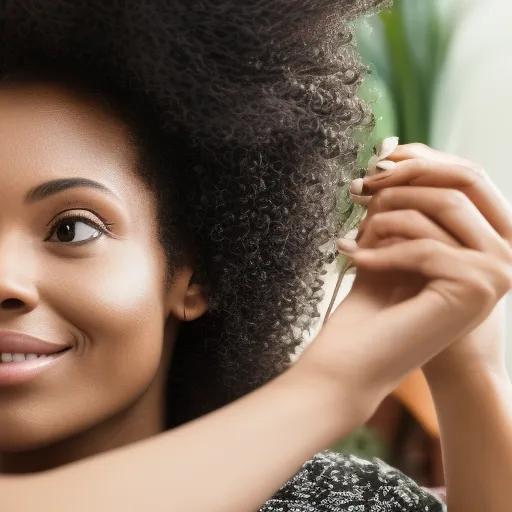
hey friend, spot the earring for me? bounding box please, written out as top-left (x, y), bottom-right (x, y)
top-left (183, 308), bottom-right (188, 322)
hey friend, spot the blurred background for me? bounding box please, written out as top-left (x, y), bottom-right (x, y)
top-left (325, 0), bottom-right (512, 488)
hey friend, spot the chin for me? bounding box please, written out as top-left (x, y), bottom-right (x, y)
top-left (0, 410), bottom-right (90, 453)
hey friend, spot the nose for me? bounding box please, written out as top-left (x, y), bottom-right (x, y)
top-left (0, 233), bottom-right (39, 313)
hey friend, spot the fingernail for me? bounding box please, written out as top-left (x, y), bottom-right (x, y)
top-left (350, 193), bottom-right (372, 206)
top-left (376, 136), bottom-right (399, 160)
top-left (376, 159), bottom-right (396, 171)
top-left (350, 178), bottom-right (364, 195)
top-left (337, 238), bottom-right (359, 255)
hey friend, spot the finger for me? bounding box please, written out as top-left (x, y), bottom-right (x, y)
top-left (338, 240), bottom-right (512, 387)
top-left (363, 186), bottom-right (512, 262)
top-left (356, 209), bottom-right (460, 250)
top-left (357, 158), bottom-right (512, 242)
top-left (351, 239), bottom-right (512, 300)
top-left (386, 143), bottom-right (479, 169)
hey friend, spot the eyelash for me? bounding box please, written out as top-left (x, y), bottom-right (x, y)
top-left (45, 211), bottom-right (115, 245)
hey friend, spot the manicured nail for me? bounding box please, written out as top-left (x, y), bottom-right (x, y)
top-left (376, 136), bottom-right (399, 160)
top-left (350, 178), bottom-right (364, 195)
top-left (376, 159), bottom-right (396, 171)
top-left (337, 238), bottom-right (359, 255)
top-left (350, 193), bottom-right (372, 206)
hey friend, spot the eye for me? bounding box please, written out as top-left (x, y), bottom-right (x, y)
top-left (46, 214), bottom-right (111, 245)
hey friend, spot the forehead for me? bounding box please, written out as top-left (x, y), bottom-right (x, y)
top-left (0, 83), bottom-right (139, 198)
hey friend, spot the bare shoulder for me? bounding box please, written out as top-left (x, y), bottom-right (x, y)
top-left (261, 450), bottom-right (446, 512)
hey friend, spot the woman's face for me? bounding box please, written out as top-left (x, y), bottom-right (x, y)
top-left (0, 83), bottom-right (202, 453)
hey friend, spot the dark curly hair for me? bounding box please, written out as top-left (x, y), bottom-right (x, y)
top-left (0, 0), bottom-right (385, 428)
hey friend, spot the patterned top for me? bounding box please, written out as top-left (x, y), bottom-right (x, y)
top-left (262, 451), bottom-right (446, 511)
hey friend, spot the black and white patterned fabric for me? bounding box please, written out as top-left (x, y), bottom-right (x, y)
top-left (262, 451), bottom-right (446, 511)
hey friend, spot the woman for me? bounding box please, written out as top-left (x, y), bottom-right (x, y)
top-left (1, 1), bottom-right (512, 511)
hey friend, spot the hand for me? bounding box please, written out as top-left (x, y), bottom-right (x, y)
top-left (298, 144), bottom-right (512, 424)
top-left (360, 143), bottom-right (512, 381)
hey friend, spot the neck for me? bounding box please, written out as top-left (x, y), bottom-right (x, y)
top-left (0, 383), bottom-right (166, 475)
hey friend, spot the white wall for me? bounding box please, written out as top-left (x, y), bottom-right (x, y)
top-left (432, 0), bottom-right (512, 375)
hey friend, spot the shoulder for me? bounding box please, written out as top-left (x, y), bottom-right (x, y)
top-left (261, 450), bottom-right (446, 511)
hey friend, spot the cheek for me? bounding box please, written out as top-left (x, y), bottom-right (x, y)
top-left (42, 241), bottom-right (168, 401)
top-left (0, 242), bottom-right (170, 451)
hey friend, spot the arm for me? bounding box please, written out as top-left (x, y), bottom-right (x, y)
top-left (6, 158), bottom-right (509, 512)
top-left (1, 287), bottom-right (486, 512)
top-left (364, 142), bottom-right (512, 511)
top-left (429, 9), bottom-right (512, 506)
top-left (2, 367), bottom-right (355, 512)
top-left (425, 361), bottom-right (512, 512)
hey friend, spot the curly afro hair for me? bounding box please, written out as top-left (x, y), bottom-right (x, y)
top-left (0, 0), bottom-right (385, 427)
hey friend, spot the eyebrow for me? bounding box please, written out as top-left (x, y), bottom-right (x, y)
top-left (25, 178), bottom-right (121, 204)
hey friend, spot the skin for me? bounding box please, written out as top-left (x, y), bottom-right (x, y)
top-left (0, 85), bottom-right (511, 512)
top-left (0, 82), bottom-right (206, 472)
top-left (358, 143), bottom-right (512, 511)
top-left (20, 145), bottom-right (511, 512)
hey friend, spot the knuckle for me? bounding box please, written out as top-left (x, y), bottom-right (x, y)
top-left (465, 256), bottom-right (511, 301)
top-left (469, 164), bottom-right (487, 180)
top-left (405, 209), bottom-right (425, 224)
top-left (498, 262), bottom-right (512, 294)
top-left (420, 237), bottom-right (440, 252)
top-left (407, 157), bottom-right (431, 172)
top-left (397, 158), bottom-right (432, 176)
top-left (467, 272), bottom-right (496, 302)
top-left (415, 238), bottom-right (441, 262)
top-left (370, 211), bottom-right (388, 229)
top-left (403, 142), bottom-right (429, 154)
top-left (364, 212), bottom-right (387, 240)
top-left (457, 163), bottom-right (487, 186)
top-left (459, 258), bottom-right (496, 297)
top-left (503, 246), bottom-right (512, 266)
top-left (373, 187), bottom-right (394, 208)
top-left (438, 188), bottom-right (470, 210)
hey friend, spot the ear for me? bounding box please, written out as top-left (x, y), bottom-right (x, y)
top-left (167, 267), bottom-right (207, 322)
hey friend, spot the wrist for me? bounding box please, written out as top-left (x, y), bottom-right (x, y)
top-left (287, 356), bottom-right (373, 444)
top-left (424, 362), bottom-right (512, 408)
top-left (424, 356), bottom-right (509, 390)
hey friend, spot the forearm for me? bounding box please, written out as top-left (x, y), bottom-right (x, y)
top-left (3, 366), bottom-right (355, 512)
top-left (426, 366), bottom-right (512, 512)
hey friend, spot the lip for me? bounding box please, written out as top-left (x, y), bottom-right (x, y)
top-left (0, 331), bottom-right (69, 355)
top-left (0, 351), bottom-right (69, 387)
top-left (0, 332), bottom-right (71, 387)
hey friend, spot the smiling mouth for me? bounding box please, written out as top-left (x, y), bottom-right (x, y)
top-left (0, 348), bottom-right (70, 363)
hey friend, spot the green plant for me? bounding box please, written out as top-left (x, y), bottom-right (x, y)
top-left (356, 0), bottom-right (448, 146)
top-left (335, 1), bottom-right (448, 245)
